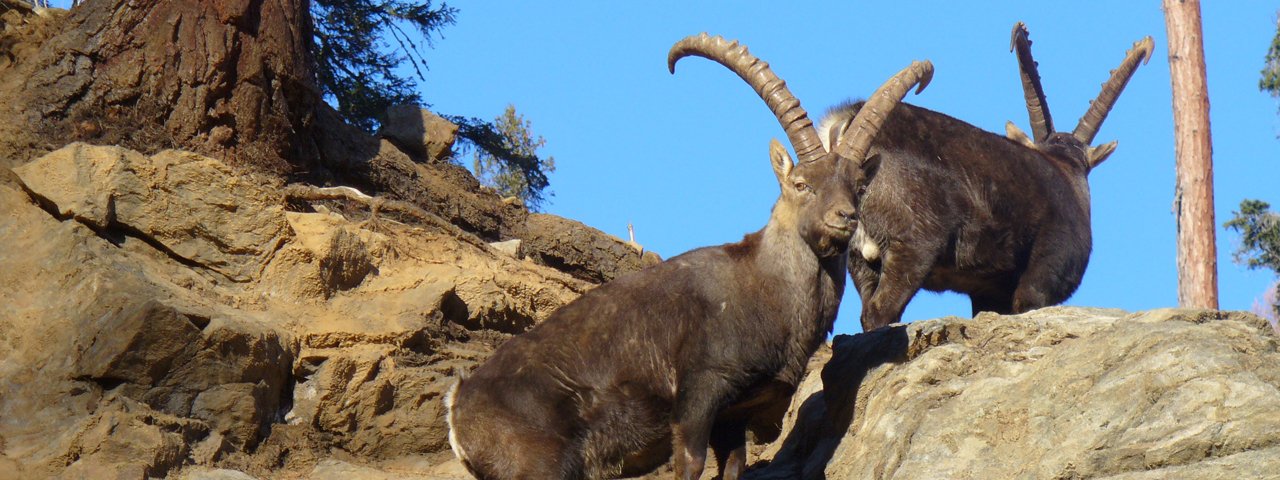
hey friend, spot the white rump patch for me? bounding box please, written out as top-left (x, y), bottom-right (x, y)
top-left (444, 379), bottom-right (468, 462)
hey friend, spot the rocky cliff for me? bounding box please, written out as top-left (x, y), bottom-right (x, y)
top-left (0, 143), bottom-right (597, 478)
top-left (752, 307), bottom-right (1280, 479)
top-left (4, 144), bottom-right (1278, 480)
top-left (3, 2), bottom-right (1279, 479)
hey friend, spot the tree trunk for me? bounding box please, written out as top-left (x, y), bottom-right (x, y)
top-left (0, 0), bottom-right (525, 239)
top-left (0, 0), bottom-right (321, 175)
top-left (1163, 0), bottom-right (1219, 309)
top-left (0, 0), bottom-right (653, 278)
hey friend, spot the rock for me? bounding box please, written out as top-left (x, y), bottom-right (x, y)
top-left (521, 213), bottom-right (663, 283)
top-left (378, 105), bottom-right (459, 162)
top-left (319, 228), bottom-right (376, 295)
top-left (11, 137), bottom-right (1274, 479)
top-left (13, 143), bottom-right (293, 282)
top-left (73, 299), bottom-right (205, 387)
top-left (285, 344), bottom-right (464, 459)
top-left (316, 109), bottom-right (659, 285)
top-left (70, 299), bottom-right (295, 451)
top-left (317, 117), bottom-right (527, 241)
top-left (753, 307), bottom-right (1280, 479)
top-left (488, 239), bottom-right (522, 258)
top-left (9, 142), bottom-right (133, 226)
top-left (191, 383), bottom-right (275, 451)
top-left (0, 144), bottom-right (590, 478)
top-left (309, 459), bottom-right (444, 479)
top-left (265, 211), bottom-right (376, 299)
top-left (62, 396), bottom-right (211, 480)
top-left (178, 467), bottom-right (261, 480)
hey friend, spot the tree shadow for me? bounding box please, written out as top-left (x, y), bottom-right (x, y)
top-left (747, 325), bottom-right (909, 479)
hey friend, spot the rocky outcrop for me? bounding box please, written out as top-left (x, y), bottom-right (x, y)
top-left (14, 145), bottom-right (292, 282)
top-left (4, 5), bottom-right (1277, 477)
top-left (379, 105), bottom-right (460, 163)
top-left (522, 213), bottom-right (663, 284)
top-left (4, 143), bottom-right (1279, 479)
top-left (0, 143), bottom-right (592, 478)
top-left (0, 1), bottom-right (655, 284)
top-left (752, 307), bottom-right (1280, 479)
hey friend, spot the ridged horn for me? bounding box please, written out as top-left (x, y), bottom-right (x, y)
top-left (669, 33), bottom-right (825, 164)
top-left (833, 60), bottom-right (934, 165)
top-left (1011, 22), bottom-right (1055, 143)
top-left (1073, 36), bottom-right (1155, 144)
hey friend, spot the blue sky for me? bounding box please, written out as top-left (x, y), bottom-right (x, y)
top-left (427, 2), bottom-right (1280, 335)
top-left (52, 1), bottom-right (1280, 335)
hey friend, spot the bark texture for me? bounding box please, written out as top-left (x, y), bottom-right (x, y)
top-left (1163, 0), bottom-right (1219, 309)
top-left (0, 0), bottom-right (320, 175)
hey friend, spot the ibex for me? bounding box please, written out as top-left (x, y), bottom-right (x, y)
top-left (823, 23), bottom-right (1153, 331)
top-left (445, 34), bottom-right (931, 480)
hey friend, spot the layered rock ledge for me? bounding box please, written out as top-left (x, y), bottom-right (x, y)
top-left (2, 144), bottom-right (1277, 479)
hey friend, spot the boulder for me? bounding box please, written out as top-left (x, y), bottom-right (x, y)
top-left (61, 396), bottom-right (211, 480)
top-left (13, 143), bottom-right (292, 282)
top-left (753, 307), bottom-right (1280, 479)
top-left (378, 105), bottom-right (459, 162)
top-left (521, 213), bottom-right (663, 284)
top-left (73, 300), bottom-right (205, 387)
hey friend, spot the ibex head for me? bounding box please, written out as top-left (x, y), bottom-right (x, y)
top-left (668, 33), bottom-right (932, 255)
top-left (1005, 22), bottom-right (1154, 172)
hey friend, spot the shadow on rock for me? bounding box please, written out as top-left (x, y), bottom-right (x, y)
top-left (748, 325), bottom-right (909, 480)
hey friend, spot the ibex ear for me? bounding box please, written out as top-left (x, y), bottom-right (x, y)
top-left (1005, 121), bottom-right (1037, 149)
top-left (769, 138), bottom-right (794, 181)
top-left (825, 115), bottom-right (854, 153)
top-left (1088, 140), bottom-right (1118, 168)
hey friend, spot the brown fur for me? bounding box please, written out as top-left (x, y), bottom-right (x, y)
top-left (447, 151), bottom-right (855, 480)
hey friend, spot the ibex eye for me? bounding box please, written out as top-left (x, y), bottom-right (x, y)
top-left (794, 182), bottom-right (811, 193)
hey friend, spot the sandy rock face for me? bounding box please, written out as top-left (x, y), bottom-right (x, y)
top-left (4, 144), bottom-right (1278, 479)
top-left (0, 144), bottom-right (592, 478)
top-left (754, 307), bottom-right (1280, 480)
top-left (13, 144), bottom-right (292, 282)
top-left (522, 213), bottom-right (663, 284)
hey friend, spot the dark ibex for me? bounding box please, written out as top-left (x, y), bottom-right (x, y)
top-left (445, 34), bottom-right (931, 480)
top-left (824, 23), bottom-right (1153, 331)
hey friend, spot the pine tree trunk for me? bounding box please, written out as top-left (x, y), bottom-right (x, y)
top-left (0, 0), bottom-right (321, 175)
top-left (0, 0), bottom-right (526, 239)
top-left (1163, 0), bottom-right (1219, 309)
top-left (0, 0), bottom-right (654, 277)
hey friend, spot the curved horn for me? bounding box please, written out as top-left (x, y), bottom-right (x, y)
top-left (669, 33), bottom-right (825, 164)
top-left (834, 60), bottom-right (934, 164)
top-left (1011, 22), bottom-right (1055, 142)
top-left (1073, 36), bottom-right (1155, 144)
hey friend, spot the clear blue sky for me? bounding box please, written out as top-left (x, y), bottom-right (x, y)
top-left (51, 1), bottom-right (1279, 335)
top-left (423, 2), bottom-right (1280, 335)
top-left (419, 1), bottom-right (1280, 335)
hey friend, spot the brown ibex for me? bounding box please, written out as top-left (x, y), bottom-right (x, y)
top-left (445, 34), bottom-right (931, 480)
top-left (823, 23), bottom-right (1153, 331)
